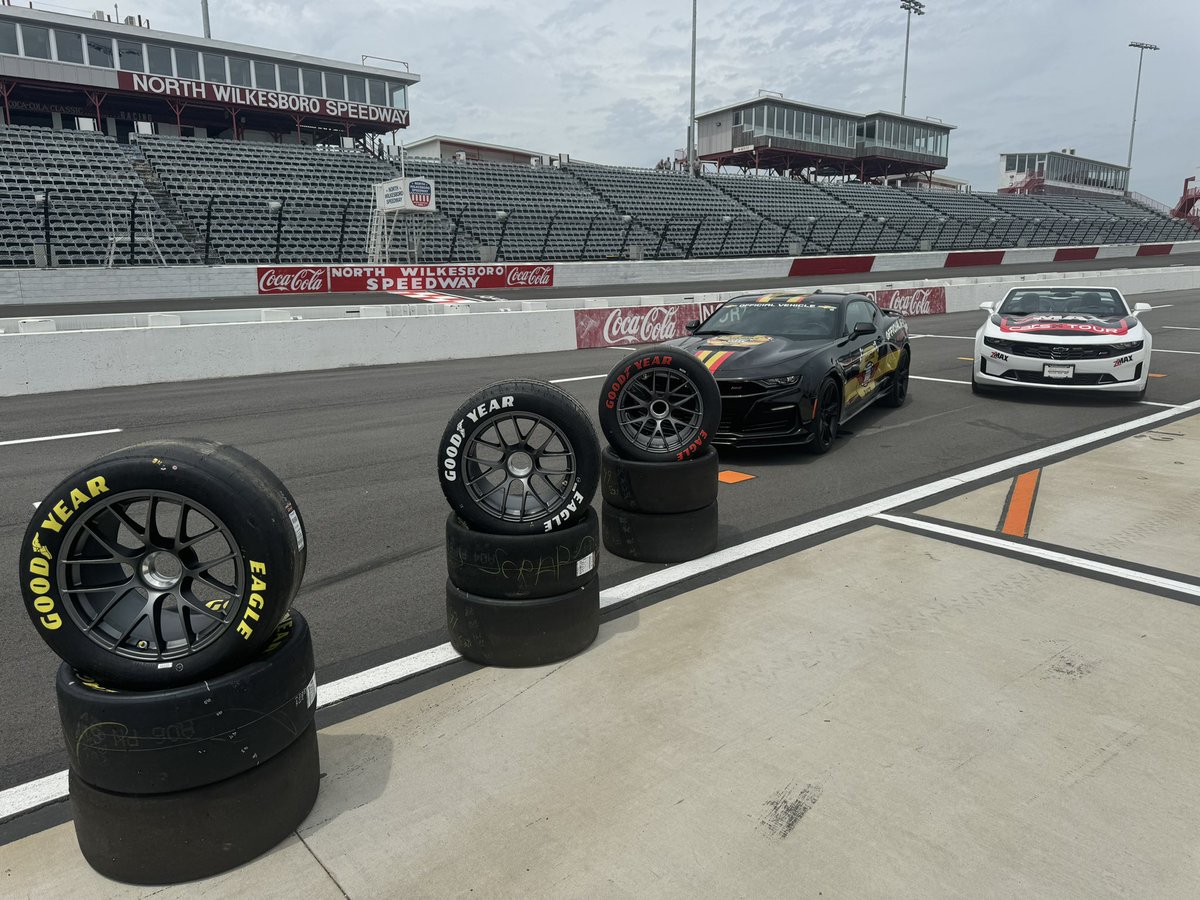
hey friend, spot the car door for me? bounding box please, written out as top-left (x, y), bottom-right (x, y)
top-left (838, 300), bottom-right (882, 413)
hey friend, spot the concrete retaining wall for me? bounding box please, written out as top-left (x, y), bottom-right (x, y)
top-left (2, 265), bottom-right (1197, 398)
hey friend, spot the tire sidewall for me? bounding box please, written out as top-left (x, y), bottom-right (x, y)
top-left (599, 345), bottom-right (721, 463)
top-left (20, 444), bottom-right (303, 688)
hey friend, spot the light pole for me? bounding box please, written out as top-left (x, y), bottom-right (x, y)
top-left (687, 0), bottom-right (698, 177)
top-left (1126, 41), bottom-right (1159, 176)
top-left (899, 0), bottom-right (925, 116)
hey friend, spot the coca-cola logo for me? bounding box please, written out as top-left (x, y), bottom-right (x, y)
top-left (505, 266), bottom-right (554, 287)
top-left (257, 267), bottom-right (328, 294)
top-left (601, 306), bottom-right (683, 345)
top-left (869, 287), bottom-right (945, 317)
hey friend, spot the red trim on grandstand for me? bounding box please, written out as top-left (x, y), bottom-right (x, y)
top-left (1053, 247), bottom-right (1099, 261)
top-left (788, 256), bottom-right (876, 277)
top-left (1135, 244), bottom-right (1173, 257)
top-left (944, 250), bottom-right (1005, 267)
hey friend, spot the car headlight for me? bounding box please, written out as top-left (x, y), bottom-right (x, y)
top-left (1109, 340), bottom-right (1145, 351)
top-left (758, 375), bottom-right (800, 387)
top-left (983, 336), bottom-right (1013, 351)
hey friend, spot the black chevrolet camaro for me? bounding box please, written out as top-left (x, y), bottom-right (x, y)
top-left (668, 291), bottom-right (911, 452)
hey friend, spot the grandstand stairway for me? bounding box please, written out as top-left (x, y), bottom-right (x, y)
top-left (132, 159), bottom-right (222, 264)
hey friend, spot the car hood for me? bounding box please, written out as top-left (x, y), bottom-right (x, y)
top-left (670, 333), bottom-right (830, 376)
top-left (988, 312), bottom-right (1143, 338)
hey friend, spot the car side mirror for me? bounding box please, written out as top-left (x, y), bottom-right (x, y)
top-left (686, 320), bottom-right (700, 333)
top-left (1133, 303), bottom-right (1151, 314)
top-left (979, 301), bottom-right (994, 311)
top-left (852, 321), bottom-right (875, 337)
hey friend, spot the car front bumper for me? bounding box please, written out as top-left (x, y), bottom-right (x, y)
top-left (974, 343), bottom-right (1149, 391)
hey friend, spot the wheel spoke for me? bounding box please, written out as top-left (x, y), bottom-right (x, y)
top-left (83, 585), bottom-right (140, 631)
top-left (106, 504), bottom-right (149, 548)
top-left (81, 521), bottom-right (136, 563)
top-left (178, 525), bottom-right (219, 550)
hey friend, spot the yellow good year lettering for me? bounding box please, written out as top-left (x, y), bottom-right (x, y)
top-left (238, 560), bottom-right (267, 639)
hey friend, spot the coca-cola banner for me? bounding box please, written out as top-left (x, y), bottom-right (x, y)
top-left (574, 301), bottom-right (723, 350)
top-left (255, 264), bottom-right (554, 295)
top-left (864, 287), bottom-right (946, 317)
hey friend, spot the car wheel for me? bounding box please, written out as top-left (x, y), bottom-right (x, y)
top-left (438, 380), bottom-right (599, 535)
top-left (20, 439), bottom-right (307, 689)
top-left (805, 378), bottom-right (841, 455)
top-left (971, 372), bottom-right (988, 395)
top-left (598, 345), bottom-right (721, 463)
top-left (880, 349), bottom-right (910, 408)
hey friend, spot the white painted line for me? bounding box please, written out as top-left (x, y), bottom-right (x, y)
top-left (1155, 349), bottom-right (1200, 356)
top-left (0, 428), bottom-right (122, 448)
top-left (1162, 325), bottom-right (1200, 331)
top-left (911, 375), bottom-right (971, 385)
top-left (1148, 304), bottom-right (1175, 309)
top-left (4, 398), bottom-right (1199, 824)
top-left (0, 772), bottom-right (67, 824)
top-left (1139, 401), bottom-right (1181, 408)
top-left (875, 514), bottom-right (1200, 598)
top-left (910, 334), bottom-right (973, 340)
top-left (550, 374), bottom-right (606, 384)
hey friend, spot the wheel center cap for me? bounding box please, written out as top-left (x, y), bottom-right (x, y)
top-left (649, 399), bottom-right (671, 421)
top-left (140, 551), bottom-right (182, 590)
top-left (507, 451), bottom-right (534, 478)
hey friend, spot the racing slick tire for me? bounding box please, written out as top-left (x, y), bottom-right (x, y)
top-left (445, 509), bottom-right (599, 600)
top-left (601, 500), bottom-right (719, 564)
top-left (19, 439), bottom-right (307, 689)
top-left (879, 348), bottom-right (910, 408)
top-left (804, 378), bottom-right (841, 455)
top-left (600, 445), bottom-right (719, 514)
top-left (446, 577), bottom-right (600, 667)
top-left (438, 380), bottom-right (599, 536)
top-left (598, 345), bottom-right (721, 463)
top-left (57, 611), bottom-right (315, 795)
top-left (69, 722), bottom-right (320, 885)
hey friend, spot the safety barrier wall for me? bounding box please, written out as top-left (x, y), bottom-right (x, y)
top-left (0, 240), bottom-right (1199, 308)
top-left (2, 264), bottom-right (1197, 397)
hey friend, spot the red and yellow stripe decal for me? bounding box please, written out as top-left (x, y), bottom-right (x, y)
top-left (695, 349), bottom-right (736, 372)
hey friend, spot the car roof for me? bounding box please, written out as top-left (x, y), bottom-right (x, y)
top-left (1003, 285), bottom-right (1126, 294)
top-left (727, 291), bottom-right (864, 305)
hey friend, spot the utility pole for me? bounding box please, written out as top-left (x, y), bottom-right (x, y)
top-left (899, 0), bottom-right (925, 115)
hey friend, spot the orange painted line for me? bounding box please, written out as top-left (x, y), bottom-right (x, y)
top-left (1149, 373), bottom-right (1167, 379)
top-left (718, 470), bottom-right (756, 484)
top-left (999, 469), bottom-right (1042, 538)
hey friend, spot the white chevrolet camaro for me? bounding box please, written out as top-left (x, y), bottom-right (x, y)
top-left (972, 286), bottom-right (1152, 398)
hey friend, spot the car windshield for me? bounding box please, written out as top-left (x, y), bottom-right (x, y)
top-left (696, 300), bottom-right (839, 339)
top-left (997, 288), bottom-right (1129, 318)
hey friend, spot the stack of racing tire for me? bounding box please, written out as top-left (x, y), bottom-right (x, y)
top-left (597, 345), bottom-right (722, 563)
top-left (439, 380), bottom-right (602, 667)
top-left (18, 439), bottom-right (316, 886)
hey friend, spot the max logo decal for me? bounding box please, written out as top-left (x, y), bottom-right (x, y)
top-left (1112, 354), bottom-right (1134, 367)
top-left (990, 350), bottom-right (1009, 362)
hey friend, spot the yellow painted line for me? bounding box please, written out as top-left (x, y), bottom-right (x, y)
top-left (998, 469), bottom-right (1042, 538)
top-left (957, 357), bottom-right (974, 361)
top-left (718, 470), bottom-right (756, 485)
top-left (1149, 373), bottom-right (1168, 379)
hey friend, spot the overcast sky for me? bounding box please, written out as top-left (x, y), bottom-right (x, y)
top-left (81, 0), bottom-right (1199, 204)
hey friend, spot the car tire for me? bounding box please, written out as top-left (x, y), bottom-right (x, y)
top-left (879, 348), bottom-right (910, 408)
top-left (57, 610), bottom-right (316, 795)
top-left (446, 577), bottom-right (600, 667)
top-left (600, 445), bottom-right (719, 514)
top-left (438, 380), bottom-right (599, 535)
top-left (598, 345), bottom-right (721, 463)
top-left (971, 373), bottom-right (989, 395)
top-left (601, 500), bottom-right (719, 564)
top-left (445, 509), bottom-right (599, 600)
top-left (69, 722), bottom-right (320, 886)
top-left (804, 378), bottom-right (841, 455)
top-left (20, 439), bottom-right (307, 689)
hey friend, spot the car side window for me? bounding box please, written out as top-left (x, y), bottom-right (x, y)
top-left (846, 301), bottom-right (874, 334)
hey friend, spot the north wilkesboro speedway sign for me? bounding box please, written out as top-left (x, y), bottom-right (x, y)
top-left (117, 72), bottom-right (410, 127)
top-left (256, 264), bottom-right (555, 294)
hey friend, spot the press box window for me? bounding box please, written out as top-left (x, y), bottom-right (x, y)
top-left (0, 22), bottom-right (16, 56)
top-left (301, 68), bottom-right (323, 96)
top-left (86, 34), bottom-right (114, 67)
top-left (228, 57), bottom-right (251, 87)
top-left (279, 65), bottom-right (299, 93)
top-left (254, 60), bottom-right (276, 90)
top-left (54, 30), bottom-right (84, 64)
top-left (368, 79), bottom-right (386, 105)
top-left (21, 25), bottom-right (52, 59)
top-left (203, 53), bottom-right (226, 83)
top-left (147, 44), bottom-right (172, 75)
top-left (175, 48), bottom-right (199, 79)
top-left (325, 72), bottom-right (345, 100)
top-left (118, 40), bottom-right (144, 72)
top-left (347, 75), bottom-right (366, 102)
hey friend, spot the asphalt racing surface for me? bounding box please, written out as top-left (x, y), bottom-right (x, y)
top-left (11, 251), bottom-right (1200, 317)
top-left (0, 286), bottom-right (1197, 805)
